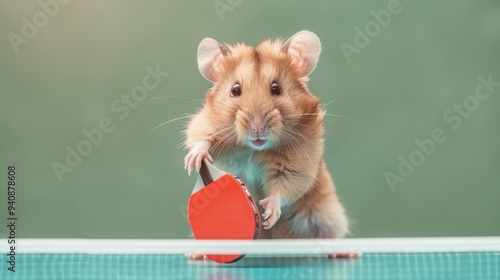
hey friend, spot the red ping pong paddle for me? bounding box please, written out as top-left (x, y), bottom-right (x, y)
top-left (187, 159), bottom-right (261, 263)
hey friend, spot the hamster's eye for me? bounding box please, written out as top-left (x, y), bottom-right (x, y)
top-left (270, 81), bottom-right (282, 96)
top-left (230, 83), bottom-right (241, 97)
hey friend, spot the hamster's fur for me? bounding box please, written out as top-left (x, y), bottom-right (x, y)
top-left (184, 31), bottom-right (348, 240)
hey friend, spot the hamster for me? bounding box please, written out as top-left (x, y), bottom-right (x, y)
top-left (184, 31), bottom-right (350, 255)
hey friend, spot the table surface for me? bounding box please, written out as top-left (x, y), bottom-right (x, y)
top-left (4, 252), bottom-right (500, 280)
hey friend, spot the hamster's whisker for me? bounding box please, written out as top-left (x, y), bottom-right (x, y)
top-left (319, 93), bottom-right (375, 99)
top-left (290, 123), bottom-right (339, 161)
top-left (286, 113), bottom-right (321, 120)
top-left (323, 119), bottom-right (337, 123)
top-left (220, 132), bottom-right (238, 158)
top-left (210, 129), bottom-right (237, 156)
top-left (215, 132), bottom-right (238, 158)
top-left (210, 127), bottom-right (233, 144)
top-left (207, 126), bottom-right (234, 142)
top-left (293, 122), bottom-right (324, 134)
top-left (331, 136), bottom-right (350, 149)
top-left (289, 112), bottom-right (367, 126)
top-left (284, 128), bottom-right (315, 146)
top-left (205, 123), bottom-right (233, 134)
top-left (186, 99), bottom-right (206, 105)
top-left (211, 124), bottom-right (235, 135)
top-left (287, 112), bottom-right (324, 118)
top-left (149, 115), bottom-right (195, 132)
top-left (278, 132), bottom-right (300, 160)
top-left (280, 130), bottom-right (314, 166)
top-left (320, 99), bottom-right (337, 107)
top-left (291, 117), bottom-right (349, 151)
top-left (177, 124), bottom-right (231, 149)
top-left (287, 131), bottom-right (315, 165)
top-left (324, 113), bottom-right (367, 125)
top-left (283, 131), bottom-right (308, 157)
top-left (149, 96), bottom-right (197, 101)
top-left (176, 137), bottom-right (188, 150)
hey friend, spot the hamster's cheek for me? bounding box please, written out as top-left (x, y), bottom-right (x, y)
top-left (234, 111), bottom-right (249, 142)
top-left (267, 111), bottom-right (283, 135)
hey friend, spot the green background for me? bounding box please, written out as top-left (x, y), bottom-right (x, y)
top-left (0, 0), bottom-right (499, 239)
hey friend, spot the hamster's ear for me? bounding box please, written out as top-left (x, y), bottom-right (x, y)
top-left (197, 38), bottom-right (230, 82)
top-left (282, 31), bottom-right (321, 77)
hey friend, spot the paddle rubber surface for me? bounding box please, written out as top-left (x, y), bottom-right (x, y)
top-left (187, 161), bottom-right (261, 263)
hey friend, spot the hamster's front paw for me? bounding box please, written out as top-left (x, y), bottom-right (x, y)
top-left (184, 141), bottom-right (213, 175)
top-left (259, 195), bottom-right (281, 229)
top-left (185, 253), bottom-right (207, 260)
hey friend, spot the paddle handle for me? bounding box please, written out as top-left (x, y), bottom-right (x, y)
top-left (199, 159), bottom-right (214, 186)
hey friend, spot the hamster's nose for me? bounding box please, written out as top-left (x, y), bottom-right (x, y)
top-left (249, 120), bottom-right (267, 136)
top-left (251, 123), bottom-right (265, 133)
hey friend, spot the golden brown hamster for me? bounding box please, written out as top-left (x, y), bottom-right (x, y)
top-left (184, 31), bottom-right (349, 244)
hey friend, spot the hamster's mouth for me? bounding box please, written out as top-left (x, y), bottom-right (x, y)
top-left (251, 139), bottom-right (267, 147)
top-left (247, 138), bottom-right (270, 150)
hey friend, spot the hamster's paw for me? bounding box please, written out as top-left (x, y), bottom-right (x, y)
top-left (259, 196), bottom-right (281, 229)
top-left (184, 141), bottom-right (213, 175)
top-left (185, 253), bottom-right (207, 260)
